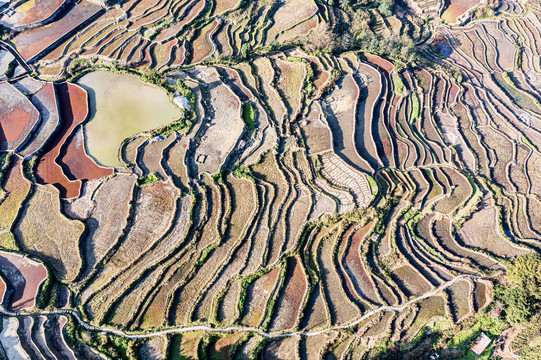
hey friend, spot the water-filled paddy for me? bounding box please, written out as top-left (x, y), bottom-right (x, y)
top-left (78, 70), bottom-right (181, 167)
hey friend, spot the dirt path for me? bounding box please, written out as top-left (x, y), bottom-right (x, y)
top-left (0, 273), bottom-right (501, 340)
top-left (493, 325), bottom-right (524, 360)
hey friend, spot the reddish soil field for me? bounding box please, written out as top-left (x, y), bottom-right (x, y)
top-left (170, 40), bottom-right (186, 66)
top-left (270, 257), bottom-right (307, 330)
top-left (136, 43), bottom-right (155, 68)
top-left (155, 38), bottom-right (177, 70)
top-left (129, 8), bottom-right (168, 30)
top-left (20, 83), bottom-right (60, 157)
top-left (343, 223), bottom-right (380, 304)
top-left (11, 0), bottom-right (102, 61)
top-left (127, 8), bottom-right (167, 30)
top-left (208, 333), bottom-right (243, 359)
top-left (154, 0), bottom-right (206, 43)
top-left (242, 268), bottom-right (280, 327)
top-left (0, 83), bottom-right (39, 151)
top-left (213, 0), bottom-right (240, 15)
top-left (442, 4), bottom-right (466, 23)
top-left (448, 80), bottom-right (460, 104)
top-left (0, 251), bottom-right (47, 310)
top-left (154, 21), bottom-right (185, 43)
top-left (312, 65), bottom-right (329, 96)
top-left (441, 0), bottom-right (481, 23)
top-left (2, 0), bottom-right (68, 28)
top-left (220, 67), bottom-right (254, 100)
top-left (36, 83), bottom-right (88, 198)
top-left (124, 0), bottom-right (157, 17)
top-left (190, 19), bottom-right (219, 64)
top-left (363, 53), bottom-right (394, 73)
top-left (59, 128), bottom-right (113, 181)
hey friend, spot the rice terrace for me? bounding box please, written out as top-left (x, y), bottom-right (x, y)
top-left (1, 0), bottom-right (541, 358)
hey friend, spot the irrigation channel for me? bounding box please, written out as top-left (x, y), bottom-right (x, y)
top-left (0, 273), bottom-right (501, 340)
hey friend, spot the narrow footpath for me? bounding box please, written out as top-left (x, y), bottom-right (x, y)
top-left (0, 273), bottom-right (500, 340)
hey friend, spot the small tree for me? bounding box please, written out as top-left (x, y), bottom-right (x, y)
top-left (303, 23), bottom-right (336, 52)
top-left (495, 253), bottom-right (541, 324)
top-left (378, 0), bottom-right (393, 17)
top-left (240, 43), bottom-right (252, 60)
top-left (339, 0), bottom-right (350, 8)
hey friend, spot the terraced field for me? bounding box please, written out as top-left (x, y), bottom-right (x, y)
top-left (0, 0), bottom-right (541, 358)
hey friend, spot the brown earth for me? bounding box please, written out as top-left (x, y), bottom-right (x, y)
top-left (59, 128), bottom-right (113, 181)
top-left (12, 0), bottom-right (102, 61)
top-left (0, 83), bottom-right (39, 151)
top-left (0, 251), bottom-right (47, 311)
top-left (36, 83), bottom-right (89, 198)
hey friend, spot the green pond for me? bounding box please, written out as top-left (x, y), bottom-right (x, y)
top-left (78, 70), bottom-right (181, 167)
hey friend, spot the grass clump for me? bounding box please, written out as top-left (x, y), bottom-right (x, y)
top-left (242, 102), bottom-right (255, 129)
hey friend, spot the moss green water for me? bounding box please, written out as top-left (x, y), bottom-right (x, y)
top-left (78, 71), bottom-right (181, 167)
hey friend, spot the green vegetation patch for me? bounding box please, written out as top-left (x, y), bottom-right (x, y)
top-left (195, 243), bottom-right (219, 267)
top-left (410, 92), bottom-right (420, 123)
top-left (392, 72), bottom-right (405, 96)
top-left (137, 173), bottom-right (160, 186)
top-left (446, 315), bottom-right (504, 360)
top-left (151, 120), bottom-right (189, 137)
top-left (232, 164), bottom-right (254, 180)
top-left (366, 175), bottom-right (378, 195)
top-left (522, 136), bottom-right (538, 152)
top-left (495, 253), bottom-right (541, 325)
top-left (241, 102), bottom-right (255, 129)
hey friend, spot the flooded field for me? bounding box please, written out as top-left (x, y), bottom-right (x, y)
top-left (78, 70), bottom-right (182, 167)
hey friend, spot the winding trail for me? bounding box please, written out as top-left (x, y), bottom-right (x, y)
top-left (0, 273), bottom-right (500, 339)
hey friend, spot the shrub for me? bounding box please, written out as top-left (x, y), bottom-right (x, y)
top-left (137, 173), bottom-right (160, 186)
top-left (4, 60), bottom-right (16, 79)
top-left (233, 164), bottom-right (253, 180)
top-left (151, 120), bottom-right (189, 137)
top-left (240, 43), bottom-right (252, 60)
top-left (139, 67), bottom-right (176, 93)
top-left (495, 253), bottom-right (541, 324)
top-left (378, 0), bottom-right (394, 16)
top-left (176, 78), bottom-right (195, 102)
